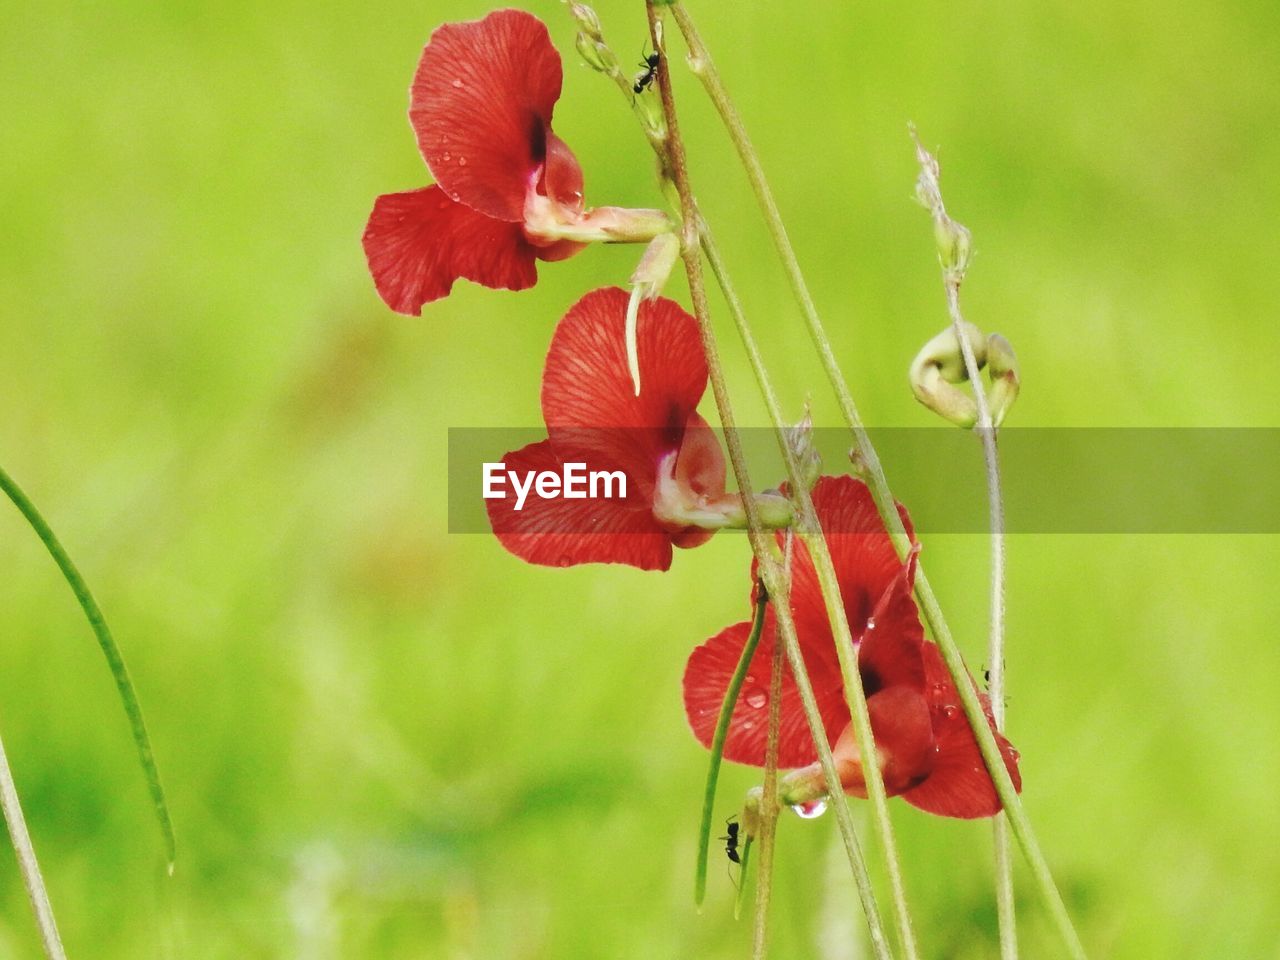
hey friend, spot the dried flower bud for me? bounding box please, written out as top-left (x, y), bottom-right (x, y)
top-left (564, 0), bottom-right (603, 40)
top-left (785, 407), bottom-right (823, 494)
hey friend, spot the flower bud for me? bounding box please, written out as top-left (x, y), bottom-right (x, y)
top-left (564, 0), bottom-right (603, 40)
top-left (909, 324), bottom-right (1022, 429)
top-left (908, 323), bottom-right (987, 429)
top-left (985, 333), bottom-right (1020, 427)
top-left (933, 214), bottom-right (972, 280)
top-left (574, 32), bottom-right (613, 72)
top-left (784, 408), bottom-right (822, 494)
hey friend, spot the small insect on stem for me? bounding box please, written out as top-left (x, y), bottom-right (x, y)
top-left (633, 51), bottom-right (660, 94)
top-left (720, 816), bottom-right (741, 864)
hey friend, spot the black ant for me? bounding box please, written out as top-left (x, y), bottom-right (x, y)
top-left (633, 51), bottom-right (660, 94)
top-left (719, 817), bottom-right (741, 864)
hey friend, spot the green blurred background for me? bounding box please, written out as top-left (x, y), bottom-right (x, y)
top-left (2, 0), bottom-right (1278, 956)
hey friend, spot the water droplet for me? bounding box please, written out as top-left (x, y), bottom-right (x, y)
top-left (942, 705), bottom-right (959, 720)
top-left (457, 156), bottom-right (468, 166)
top-left (865, 617), bottom-right (876, 632)
top-left (442, 152), bottom-right (451, 161)
top-left (740, 719), bottom-right (755, 731)
top-left (743, 687), bottom-right (767, 709)
top-left (790, 798), bottom-right (828, 820)
top-left (451, 78), bottom-right (464, 88)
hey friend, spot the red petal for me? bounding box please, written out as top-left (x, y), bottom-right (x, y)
top-left (362, 186), bottom-right (536, 315)
top-left (785, 476), bottom-right (918, 642)
top-left (683, 616), bottom-right (848, 770)
top-left (541, 288), bottom-right (708, 484)
top-left (856, 545), bottom-right (926, 694)
top-left (901, 644), bottom-right (1023, 819)
top-left (827, 687), bottom-right (935, 798)
top-left (410, 9), bottom-right (565, 222)
top-left (541, 130), bottom-right (585, 212)
top-left (485, 439), bottom-right (673, 571)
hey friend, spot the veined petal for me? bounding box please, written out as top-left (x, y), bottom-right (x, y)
top-left (485, 439), bottom-right (673, 571)
top-left (542, 287), bottom-right (708, 484)
top-left (411, 9), bottom-right (565, 222)
top-left (783, 475), bottom-right (918, 648)
top-left (362, 186), bottom-right (536, 315)
top-left (901, 643), bottom-right (1023, 819)
top-left (683, 617), bottom-right (848, 770)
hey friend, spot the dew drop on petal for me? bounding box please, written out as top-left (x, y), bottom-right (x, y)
top-left (790, 798), bottom-right (828, 820)
top-left (942, 705), bottom-right (959, 720)
top-left (740, 718), bottom-right (755, 731)
top-left (865, 617), bottom-right (876, 632)
top-left (452, 78), bottom-right (464, 88)
top-left (743, 687), bottom-right (767, 709)
top-left (457, 156), bottom-right (468, 166)
top-left (442, 152), bottom-right (451, 161)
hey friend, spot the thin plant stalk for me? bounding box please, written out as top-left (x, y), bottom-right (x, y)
top-left (701, 228), bottom-right (919, 960)
top-left (609, 9), bottom-right (922, 956)
top-left (926, 175), bottom-right (1016, 953)
top-left (642, 6), bottom-right (893, 956)
top-left (668, 7), bottom-right (1086, 956)
top-left (0, 465), bottom-right (176, 870)
top-left (696, 584), bottom-right (769, 904)
top-left (950, 316), bottom-right (1018, 958)
top-left (0, 727), bottom-right (69, 960)
top-left (751, 533), bottom-right (792, 960)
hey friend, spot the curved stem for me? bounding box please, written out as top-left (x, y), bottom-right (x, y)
top-left (643, 7), bottom-right (892, 957)
top-left (670, 7), bottom-right (1086, 956)
top-left (0, 726), bottom-right (69, 960)
top-left (0, 465), bottom-right (176, 870)
top-left (696, 583), bottom-right (769, 905)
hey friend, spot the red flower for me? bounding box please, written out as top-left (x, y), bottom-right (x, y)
top-left (485, 287), bottom-right (787, 571)
top-left (363, 9), bottom-right (668, 315)
top-left (683, 475), bottom-right (1021, 819)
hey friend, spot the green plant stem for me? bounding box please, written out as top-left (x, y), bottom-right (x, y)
top-left (0, 726), bottom-right (69, 960)
top-left (734, 836), bottom-right (755, 920)
top-left (940, 277), bottom-right (1016, 958)
top-left (751, 534), bottom-right (791, 960)
top-left (643, 7), bottom-right (892, 958)
top-left (703, 228), bottom-right (919, 960)
top-left (670, 7), bottom-right (1086, 956)
top-left (0, 465), bottom-right (176, 870)
top-left (696, 585), bottom-right (769, 905)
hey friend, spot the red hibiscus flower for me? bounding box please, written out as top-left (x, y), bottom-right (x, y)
top-left (485, 287), bottom-right (789, 571)
top-left (683, 475), bottom-right (1021, 818)
top-left (363, 9), bottom-right (669, 315)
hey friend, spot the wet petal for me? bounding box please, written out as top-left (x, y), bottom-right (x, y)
top-left (410, 9), bottom-right (565, 222)
top-left (683, 616), bottom-right (848, 769)
top-left (901, 644), bottom-right (1023, 819)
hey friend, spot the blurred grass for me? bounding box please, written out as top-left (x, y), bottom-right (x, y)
top-left (2, 0), bottom-right (1279, 956)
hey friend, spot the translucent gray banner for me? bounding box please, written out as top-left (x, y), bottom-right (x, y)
top-left (449, 428), bottom-right (1280, 533)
